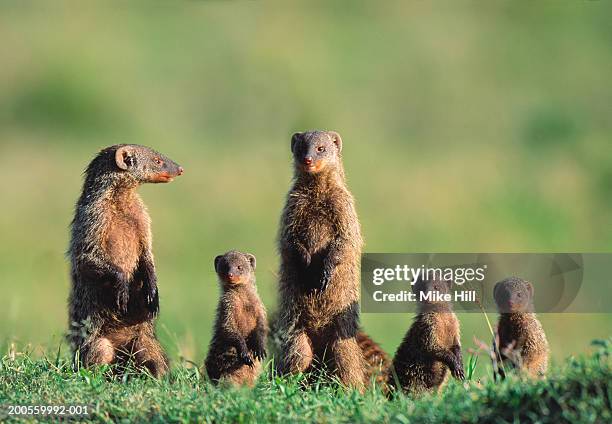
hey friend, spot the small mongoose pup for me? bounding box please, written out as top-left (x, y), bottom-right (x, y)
top-left (68, 144), bottom-right (183, 377)
top-left (389, 278), bottom-right (465, 394)
top-left (276, 130), bottom-right (366, 389)
top-left (205, 250), bottom-right (268, 387)
top-left (492, 277), bottom-right (549, 379)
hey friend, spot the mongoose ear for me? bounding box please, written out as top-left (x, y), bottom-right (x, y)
top-left (525, 281), bottom-right (534, 298)
top-left (214, 255), bottom-right (223, 273)
top-left (412, 278), bottom-right (422, 294)
top-left (327, 131), bottom-right (342, 152)
top-left (291, 132), bottom-right (303, 154)
top-left (246, 253), bottom-right (256, 270)
top-left (493, 281), bottom-right (502, 302)
top-left (115, 146), bottom-right (135, 170)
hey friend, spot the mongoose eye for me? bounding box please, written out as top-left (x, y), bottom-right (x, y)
top-left (154, 157), bottom-right (163, 166)
top-left (237, 265), bottom-right (243, 271)
top-left (317, 146), bottom-right (325, 153)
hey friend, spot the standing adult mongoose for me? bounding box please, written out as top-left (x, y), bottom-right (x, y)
top-left (492, 277), bottom-right (549, 379)
top-left (276, 130), bottom-right (366, 389)
top-left (205, 250), bottom-right (268, 387)
top-left (68, 144), bottom-right (183, 377)
top-left (389, 278), bottom-right (465, 394)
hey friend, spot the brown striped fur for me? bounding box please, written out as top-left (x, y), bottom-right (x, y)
top-left (493, 277), bottom-right (549, 379)
top-left (357, 331), bottom-right (391, 385)
top-left (68, 144), bottom-right (182, 377)
top-left (389, 278), bottom-right (464, 394)
top-left (276, 130), bottom-right (366, 390)
top-left (205, 251), bottom-right (268, 387)
top-left (270, 315), bottom-right (390, 386)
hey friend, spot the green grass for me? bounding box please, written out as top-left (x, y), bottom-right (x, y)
top-left (0, 0), bottom-right (611, 405)
top-left (1, 1), bottom-right (612, 363)
top-left (0, 340), bottom-right (610, 423)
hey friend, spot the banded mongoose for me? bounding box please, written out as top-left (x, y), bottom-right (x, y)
top-left (205, 250), bottom-right (268, 386)
top-left (276, 130), bottom-right (366, 389)
top-left (68, 144), bottom-right (183, 377)
top-left (492, 277), bottom-right (549, 379)
top-left (389, 278), bottom-right (465, 394)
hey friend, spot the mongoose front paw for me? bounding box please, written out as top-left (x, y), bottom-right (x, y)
top-left (114, 271), bottom-right (130, 313)
top-left (451, 363), bottom-right (465, 380)
top-left (319, 270), bottom-right (332, 292)
top-left (145, 286), bottom-right (159, 315)
top-left (295, 244), bottom-right (311, 266)
top-left (116, 288), bottom-right (129, 313)
top-left (252, 346), bottom-right (267, 361)
top-left (240, 352), bottom-right (254, 368)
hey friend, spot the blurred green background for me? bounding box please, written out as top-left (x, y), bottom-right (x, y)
top-left (0, 1), bottom-right (611, 369)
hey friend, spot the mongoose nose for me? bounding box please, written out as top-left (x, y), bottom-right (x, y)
top-left (227, 272), bottom-right (235, 279)
top-left (178, 167), bottom-right (184, 175)
top-left (303, 157), bottom-right (313, 166)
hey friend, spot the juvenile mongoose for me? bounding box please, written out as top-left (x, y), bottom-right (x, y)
top-left (276, 130), bottom-right (366, 389)
top-left (389, 278), bottom-right (465, 394)
top-left (68, 144), bottom-right (183, 377)
top-left (205, 250), bottom-right (268, 387)
top-left (493, 277), bottom-right (549, 379)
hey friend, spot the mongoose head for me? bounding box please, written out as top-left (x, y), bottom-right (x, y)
top-left (113, 144), bottom-right (183, 183)
top-left (214, 250), bottom-right (256, 288)
top-left (86, 144), bottom-right (183, 185)
top-left (412, 277), bottom-right (452, 307)
top-left (290, 130), bottom-right (342, 174)
top-left (494, 277), bottom-right (534, 313)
